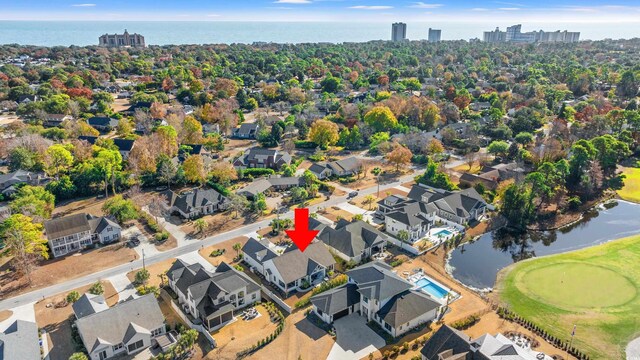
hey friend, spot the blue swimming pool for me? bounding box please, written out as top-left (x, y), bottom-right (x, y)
top-left (415, 278), bottom-right (449, 299)
top-left (434, 229), bottom-right (453, 237)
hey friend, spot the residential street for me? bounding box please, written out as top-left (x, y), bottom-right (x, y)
top-left (0, 171), bottom-right (420, 312)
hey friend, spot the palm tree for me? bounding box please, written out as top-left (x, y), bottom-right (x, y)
top-left (233, 242), bottom-right (242, 260)
top-left (194, 219), bottom-right (207, 236)
top-left (364, 194), bottom-right (376, 210)
top-left (371, 167), bottom-right (382, 198)
top-left (397, 230), bottom-right (410, 251)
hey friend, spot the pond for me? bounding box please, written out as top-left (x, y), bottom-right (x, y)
top-left (447, 200), bottom-right (640, 290)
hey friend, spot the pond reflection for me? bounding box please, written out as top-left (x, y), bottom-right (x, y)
top-left (448, 201), bottom-right (640, 290)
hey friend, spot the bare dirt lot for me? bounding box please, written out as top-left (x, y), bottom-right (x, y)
top-left (0, 310), bottom-right (12, 322)
top-left (207, 304), bottom-right (277, 360)
top-left (52, 195), bottom-right (108, 218)
top-left (126, 257), bottom-right (177, 288)
top-left (35, 281), bottom-right (118, 360)
top-left (249, 310), bottom-right (335, 360)
top-left (181, 211), bottom-right (272, 239)
top-left (0, 243), bottom-right (137, 300)
top-left (199, 236), bottom-right (250, 267)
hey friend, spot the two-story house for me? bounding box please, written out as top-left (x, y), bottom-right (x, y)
top-left (242, 239), bottom-right (335, 296)
top-left (73, 294), bottom-right (168, 360)
top-left (43, 113), bottom-right (73, 127)
top-left (232, 123), bottom-right (259, 139)
top-left (310, 262), bottom-right (441, 337)
top-left (164, 188), bottom-right (229, 220)
top-left (233, 147), bottom-right (292, 170)
top-left (44, 213), bottom-right (122, 258)
top-left (0, 170), bottom-right (49, 197)
top-left (167, 260), bottom-right (261, 331)
top-left (317, 219), bottom-right (388, 263)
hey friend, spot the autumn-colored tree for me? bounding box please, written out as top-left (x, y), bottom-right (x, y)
top-left (150, 102), bottom-right (167, 119)
top-left (161, 77), bottom-right (175, 92)
top-left (127, 136), bottom-right (156, 175)
top-left (364, 106), bottom-right (398, 132)
top-left (214, 78), bottom-right (239, 97)
top-left (386, 145), bottom-right (412, 172)
top-left (183, 155), bottom-right (207, 185)
top-left (180, 116), bottom-right (203, 144)
top-left (154, 126), bottom-right (179, 158)
top-left (208, 161), bottom-right (238, 186)
top-left (0, 214), bottom-right (48, 283)
top-left (309, 119), bottom-right (339, 149)
top-left (426, 139), bottom-right (445, 155)
top-left (44, 144), bottom-right (73, 179)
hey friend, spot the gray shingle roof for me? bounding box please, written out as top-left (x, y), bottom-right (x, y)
top-left (166, 188), bottom-right (228, 214)
top-left (44, 213), bottom-right (91, 240)
top-left (346, 262), bottom-right (413, 301)
top-left (376, 290), bottom-right (440, 327)
top-left (75, 294), bottom-right (165, 353)
top-left (72, 293), bottom-right (109, 319)
top-left (269, 242), bottom-right (335, 284)
top-left (317, 220), bottom-right (387, 258)
top-left (241, 237), bottom-right (279, 264)
top-left (327, 156), bottom-right (361, 174)
top-left (420, 325), bottom-right (473, 360)
top-left (0, 320), bottom-right (40, 360)
top-left (310, 283), bottom-right (360, 315)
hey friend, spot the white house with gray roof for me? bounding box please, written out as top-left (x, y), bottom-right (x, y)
top-left (317, 219), bottom-right (388, 263)
top-left (44, 213), bottom-right (122, 258)
top-left (74, 294), bottom-right (167, 360)
top-left (167, 260), bottom-right (261, 331)
top-left (242, 238), bottom-right (335, 296)
top-left (310, 262), bottom-right (441, 337)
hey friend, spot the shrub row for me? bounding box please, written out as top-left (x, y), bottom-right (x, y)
top-left (450, 314), bottom-right (481, 330)
top-left (497, 307), bottom-right (590, 360)
top-left (236, 302), bottom-right (285, 358)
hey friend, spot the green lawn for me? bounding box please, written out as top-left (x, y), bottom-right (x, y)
top-left (618, 167), bottom-right (640, 203)
top-left (497, 234), bottom-right (640, 359)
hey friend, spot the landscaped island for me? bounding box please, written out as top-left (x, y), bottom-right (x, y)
top-left (496, 234), bottom-right (640, 359)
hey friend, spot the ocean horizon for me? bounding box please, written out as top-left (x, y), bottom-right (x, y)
top-left (0, 20), bottom-right (639, 47)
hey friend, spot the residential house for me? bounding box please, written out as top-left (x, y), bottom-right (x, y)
top-left (469, 102), bottom-right (491, 112)
top-left (78, 136), bottom-right (136, 160)
top-left (164, 188), bottom-right (229, 219)
top-left (44, 213), bottom-right (122, 258)
top-left (308, 157), bottom-right (362, 179)
top-left (167, 260), bottom-right (261, 331)
top-left (74, 294), bottom-right (168, 360)
top-left (178, 144), bottom-right (204, 162)
top-left (242, 239), bottom-right (335, 296)
top-left (420, 325), bottom-right (546, 360)
top-left (233, 148), bottom-right (291, 170)
top-left (232, 123), bottom-right (260, 139)
top-left (43, 113), bottom-right (72, 127)
top-left (87, 116), bottom-right (119, 132)
top-left (123, 101), bottom-right (152, 115)
top-left (376, 184), bottom-right (488, 241)
top-left (236, 176), bottom-right (304, 199)
top-left (317, 219), bottom-right (388, 263)
top-left (458, 162), bottom-right (524, 190)
top-left (0, 320), bottom-right (41, 360)
top-left (310, 262), bottom-right (441, 337)
top-left (0, 170), bottom-right (49, 197)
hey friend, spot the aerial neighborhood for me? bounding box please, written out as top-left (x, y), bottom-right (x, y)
top-left (0, 23), bottom-right (640, 360)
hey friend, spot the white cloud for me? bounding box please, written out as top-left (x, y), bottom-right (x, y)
top-left (349, 5), bottom-right (393, 10)
top-left (71, 3), bottom-right (96, 6)
top-left (274, 0), bottom-right (311, 3)
top-left (409, 2), bottom-right (443, 9)
top-left (470, 7), bottom-right (489, 11)
top-left (498, 7), bottom-right (520, 11)
top-left (207, 13), bottom-right (221, 17)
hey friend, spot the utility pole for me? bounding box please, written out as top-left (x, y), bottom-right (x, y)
top-left (142, 248), bottom-right (146, 270)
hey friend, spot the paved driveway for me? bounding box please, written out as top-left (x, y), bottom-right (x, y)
top-left (327, 314), bottom-right (385, 360)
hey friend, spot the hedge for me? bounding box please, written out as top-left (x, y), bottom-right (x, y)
top-left (294, 140), bottom-right (317, 149)
top-left (242, 168), bottom-right (275, 177)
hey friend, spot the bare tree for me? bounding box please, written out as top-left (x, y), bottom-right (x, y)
top-left (148, 193), bottom-right (169, 230)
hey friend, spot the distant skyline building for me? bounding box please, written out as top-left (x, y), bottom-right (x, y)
top-left (484, 24), bottom-right (579, 43)
top-left (428, 28), bottom-right (441, 43)
top-left (98, 29), bottom-right (145, 48)
top-left (391, 23), bottom-right (407, 42)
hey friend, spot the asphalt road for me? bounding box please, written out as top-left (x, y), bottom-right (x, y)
top-left (0, 171), bottom-right (420, 311)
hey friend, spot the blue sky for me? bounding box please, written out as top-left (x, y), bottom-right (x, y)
top-left (3, 0), bottom-right (640, 23)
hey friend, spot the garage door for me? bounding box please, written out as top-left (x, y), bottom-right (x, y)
top-left (332, 308), bottom-right (349, 321)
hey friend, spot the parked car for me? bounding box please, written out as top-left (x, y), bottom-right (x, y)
top-left (348, 191), bottom-right (358, 198)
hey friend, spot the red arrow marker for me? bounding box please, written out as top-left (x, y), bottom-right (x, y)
top-left (286, 208), bottom-right (319, 252)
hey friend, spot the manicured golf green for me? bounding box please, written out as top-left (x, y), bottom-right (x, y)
top-left (516, 263), bottom-right (636, 310)
top-left (618, 167), bottom-right (640, 203)
top-left (498, 234), bottom-right (640, 359)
